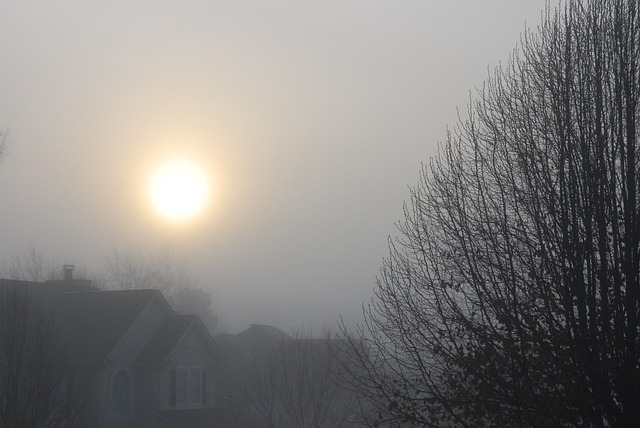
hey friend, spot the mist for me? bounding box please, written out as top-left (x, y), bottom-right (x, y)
top-left (0, 1), bottom-right (548, 333)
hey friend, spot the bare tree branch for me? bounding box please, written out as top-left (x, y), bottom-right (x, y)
top-left (244, 329), bottom-right (358, 427)
top-left (343, 1), bottom-right (640, 426)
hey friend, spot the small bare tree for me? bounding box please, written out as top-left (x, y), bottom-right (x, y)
top-left (0, 279), bottom-right (85, 427)
top-left (0, 129), bottom-right (6, 159)
top-left (104, 247), bottom-right (193, 295)
top-left (1, 246), bottom-right (97, 284)
top-left (243, 329), bottom-right (357, 428)
top-left (171, 287), bottom-right (219, 333)
top-left (2, 246), bottom-right (56, 282)
top-left (104, 247), bottom-right (219, 332)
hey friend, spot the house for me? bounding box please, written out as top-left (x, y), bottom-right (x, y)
top-left (0, 271), bottom-right (234, 428)
top-left (215, 324), bottom-right (360, 427)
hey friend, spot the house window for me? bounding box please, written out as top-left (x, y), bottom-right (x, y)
top-left (111, 369), bottom-right (132, 415)
top-left (172, 364), bottom-right (206, 408)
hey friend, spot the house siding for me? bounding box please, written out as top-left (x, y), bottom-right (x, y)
top-left (158, 328), bottom-right (219, 410)
top-left (133, 366), bottom-right (159, 428)
top-left (108, 295), bottom-right (168, 362)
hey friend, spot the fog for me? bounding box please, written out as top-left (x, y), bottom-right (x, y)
top-left (0, 1), bottom-right (548, 333)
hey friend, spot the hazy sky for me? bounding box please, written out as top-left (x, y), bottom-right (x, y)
top-left (0, 1), bottom-right (549, 333)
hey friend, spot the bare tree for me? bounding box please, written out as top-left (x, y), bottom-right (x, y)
top-left (2, 246), bottom-right (62, 282)
top-left (244, 329), bottom-right (357, 428)
top-left (104, 247), bottom-right (219, 332)
top-left (103, 247), bottom-right (193, 296)
top-left (343, 1), bottom-right (640, 426)
top-left (1, 246), bottom-right (99, 285)
top-left (172, 286), bottom-right (219, 333)
top-left (0, 279), bottom-right (85, 427)
top-left (0, 129), bottom-right (6, 160)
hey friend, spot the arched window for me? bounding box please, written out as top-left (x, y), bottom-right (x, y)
top-left (111, 369), bottom-right (131, 415)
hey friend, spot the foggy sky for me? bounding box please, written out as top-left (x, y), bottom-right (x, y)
top-left (0, 1), bottom-right (548, 333)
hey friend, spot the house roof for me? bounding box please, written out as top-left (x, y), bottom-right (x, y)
top-left (0, 278), bottom-right (97, 295)
top-left (2, 279), bottom-right (222, 367)
top-left (137, 314), bottom-right (223, 363)
top-left (137, 314), bottom-right (195, 363)
top-left (214, 333), bottom-right (249, 362)
top-left (235, 324), bottom-right (291, 350)
top-left (53, 289), bottom-right (164, 364)
top-left (215, 324), bottom-right (292, 362)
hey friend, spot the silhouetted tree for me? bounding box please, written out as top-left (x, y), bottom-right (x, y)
top-left (343, 1), bottom-right (640, 426)
top-left (104, 248), bottom-right (219, 332)
top-left (1, 246), bottom-right (49, 281)
top-left (0, 279), bottom-right (84, 427)
top-left (244, 329), bottom-right (357, 427)
top-left (1, 246), bottom-right (100, 286)
top-left (172, 286), bottom-right (219, 333)
top-left (104, 248), bottom-right (193, 295)
top-left (0, 129), bottom-right (6, 159)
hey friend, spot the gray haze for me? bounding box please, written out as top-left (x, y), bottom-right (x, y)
top-left (0, 1), bottom-right (548, 333)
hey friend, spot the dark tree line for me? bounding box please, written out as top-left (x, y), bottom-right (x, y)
top-left (342, 1), bottom-right (640, 426)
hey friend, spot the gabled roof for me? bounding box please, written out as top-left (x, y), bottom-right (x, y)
top-left (53, 289), bottom-right (166, 364)
top-left (216, 324), bottom-right (291, 361)
top-left (214, 333), bottom-right (249, 362)
top-left (137, 314), bottom-right (223, 363)
top-left (1, 279), bottom-right (222, 367)
top-left (235, 324), bottom-right (291, 347)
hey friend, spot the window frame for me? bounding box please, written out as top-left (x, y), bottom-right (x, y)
top-left (173, 364), bottom-right (206, 408)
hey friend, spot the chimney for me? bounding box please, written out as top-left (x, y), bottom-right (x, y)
top-left (63, 264), bottom-right (75, 281)
top-left (46, 264), bottom-right (94, 289)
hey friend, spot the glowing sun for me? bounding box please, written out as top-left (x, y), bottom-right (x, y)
top-left (149, 159), bottom-right (209, 221)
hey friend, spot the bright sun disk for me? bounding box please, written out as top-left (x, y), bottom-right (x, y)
top-left (149, 160), bottom-right (209, 221)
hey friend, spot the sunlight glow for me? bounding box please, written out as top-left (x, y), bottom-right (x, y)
top-left (149, 160), bottom-right (209, 221)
